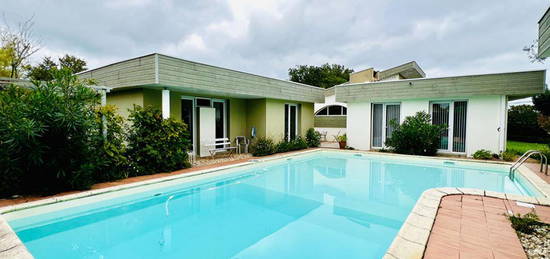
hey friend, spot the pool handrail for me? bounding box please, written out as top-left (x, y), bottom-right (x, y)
top-left (509, 149), bottom-right (548, 180)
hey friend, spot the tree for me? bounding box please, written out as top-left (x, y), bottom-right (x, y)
top-left (523, 40), bottom-right (545, 63)
top-left (0, 46), bottom-right (13, 77)
top-left (385, 111), bottom-right (446, 156)
top-left (533, 90), bottom-right (550, 134)
top-left (507, 105), bottom-right (549, 142)
top-left (0, 17), bottom-right (40, 78)
top-left (28, 54), bottom-right (87, 81)
top-left (288, 63), bottom-right (353, 88)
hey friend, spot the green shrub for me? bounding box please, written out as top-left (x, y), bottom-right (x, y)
top-left (0, 69), bottom-right (103, 196)
top-left (508, 213), bottom-right (541, 234)
top-left (290, 136), bottom-right (308, 150)
top-left (126, 105), bottom-right (191, 176)
top-left (275, 139), bottom-right (292, 153)
top-left (305, 128), bottom-right (321, 147)
top-left (472, 149), bottom-right (492, 160)
top-left (251, 136), bottom-right (275, 156)
top-left (385, 112), bottom-right (445, 156)
top-left (501, 151), bottom-right (516, 162)
top-left (87, 105), bottom-right (129, 182)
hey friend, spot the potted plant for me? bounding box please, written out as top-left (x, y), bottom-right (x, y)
top-left (334, 134), bottom-right (347, 149)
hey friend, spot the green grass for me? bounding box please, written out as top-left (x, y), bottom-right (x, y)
top-left (507, 140), bottom-right (549, 160)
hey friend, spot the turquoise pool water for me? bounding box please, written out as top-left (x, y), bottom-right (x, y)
top-left (7, 151), bottom-right (540, 259)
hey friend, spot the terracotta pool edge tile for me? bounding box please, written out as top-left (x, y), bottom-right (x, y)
top-left (383, 182), bottom-right (550, 259)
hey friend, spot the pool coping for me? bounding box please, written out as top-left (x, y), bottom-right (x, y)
top-left (1, 149), bottom-right (549, 258)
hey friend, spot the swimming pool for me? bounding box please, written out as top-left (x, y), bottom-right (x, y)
top-left (4, 151), bottom-right (542, 259)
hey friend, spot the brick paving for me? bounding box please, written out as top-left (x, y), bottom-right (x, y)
top-left (424, 195), bottom-right (550, 259)
top-left (525, 162), bottom-right (550, 184)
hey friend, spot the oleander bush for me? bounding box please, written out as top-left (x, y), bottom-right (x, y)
top-left (385, 111), bottom-right (445, 156)
top-left (305, 128), bottom-right (321, 147)
top-left (291, 136), bottom-right (309, 150)
top-left (126, 105), bottom-right (191, 176)
top-left (0, 69), bottom-right (104, 196)
top-left (87, 105), bottom-right (129, 182)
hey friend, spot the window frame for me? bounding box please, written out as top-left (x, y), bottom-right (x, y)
top-left (371, 102), bottom-right (401, 149)
top-left (314, 105), bottom-right (347, 116)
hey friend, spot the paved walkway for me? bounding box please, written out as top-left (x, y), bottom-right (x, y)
top-left (525, 162), bottom-right (550, 184)
top-left (424, 195), bottom-right (550, 259)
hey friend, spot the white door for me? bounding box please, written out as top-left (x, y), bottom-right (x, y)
top-left (372, 103), bottom-right (400, 148)
top-left (199, 107), bottom-right (215, 157)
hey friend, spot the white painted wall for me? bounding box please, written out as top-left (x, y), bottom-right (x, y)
top-left (314, 94), bottom-right (347, 112)
top-left (347, 102), bottom-right (372, 150)
top-left (346, 95), bottom-right (507, 157)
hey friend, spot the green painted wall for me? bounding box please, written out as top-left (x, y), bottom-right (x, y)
top-left (300, 102), bottom-right (314, 136)
top-left (229, 99), bottom-right (247, 140)
top-left (246, 99), bottom-right (267, 138)
top-left (106, 89), bottom-right (315, 143)
top-left (106, 89), bottom-right (144, 119)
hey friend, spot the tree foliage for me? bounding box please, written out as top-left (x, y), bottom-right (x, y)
top-left (507, 105), bottom-right (549, 142)
top-left (288, 63), bottom-right (353, 88)
top-left (28, 54), bottom-right (87, 81)
top-left (0, 17), bottom-right (40, 78)
top-left (385, 111), bottom-right (445, 156)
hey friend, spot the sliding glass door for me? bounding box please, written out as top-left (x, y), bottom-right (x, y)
top-left (181, 98), bottom-right (195, 151)
top-left (285, 104), bottom-right (298, 141)
top-left (431, 101), bottom-right (467, 153)
top-left (372, 103), bottom-right (400, 148)
top-left (213, 100), bottom-right (227, 148)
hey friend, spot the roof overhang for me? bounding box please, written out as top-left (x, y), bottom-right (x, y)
top-left (78, 53), bottom-right (325, 103)
top-left (378, 61), bottom-right (425, 80)
top-left (335, 70), bottom-right (546, 103)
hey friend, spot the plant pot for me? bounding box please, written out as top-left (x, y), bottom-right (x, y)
top-left (338, 141), bottom-right (346, 149)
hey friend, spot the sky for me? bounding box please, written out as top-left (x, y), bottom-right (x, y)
top-left (1, 0), bottom-right (549, 86)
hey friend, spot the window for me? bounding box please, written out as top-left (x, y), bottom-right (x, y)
top-left (195, 98), bottom-right (212, 107)
top-left (431, 101), bottom-right (467, 153)
top-left (372, 103), bottom-right (401, 148)
top-left (314, 105), bottom-right (347, 116)
top-left (285, 104), bottom-right (298, 141)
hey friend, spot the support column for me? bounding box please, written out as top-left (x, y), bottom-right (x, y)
top-left (162, 89), bottom-right (170, 119)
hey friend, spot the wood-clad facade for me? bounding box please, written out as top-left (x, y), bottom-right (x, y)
top-left (335, 70), bottom-right (545, 103)
top-left (539, 7), bottom-right (550, 58)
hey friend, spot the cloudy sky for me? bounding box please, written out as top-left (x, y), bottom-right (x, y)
top-left (2, 0), bottom-right (549, 83)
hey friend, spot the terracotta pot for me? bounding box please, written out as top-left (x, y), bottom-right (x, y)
top-left (338, 141), bottom-right (346, 149)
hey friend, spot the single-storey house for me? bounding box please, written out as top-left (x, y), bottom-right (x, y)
top-left (78, 53), bottom-right (545, 158)
top-left (77, 53), bottom-right (325, 157)
top-left (336, 69), bottom-right (545, 156)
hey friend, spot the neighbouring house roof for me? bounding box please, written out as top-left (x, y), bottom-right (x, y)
top-left (539, 6), bottom-right (550, 58)
top-left (335, 70), bottom-right (546, 103)
top-left (77, 53), bottom-right (325, 103)
top-left (0, 77), bottom-right (35, 88)
top-left (378, 61), bottom-right (425, 80)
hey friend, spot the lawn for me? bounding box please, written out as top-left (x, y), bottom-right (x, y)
top-left (507, 141), bottom-right (549, 158)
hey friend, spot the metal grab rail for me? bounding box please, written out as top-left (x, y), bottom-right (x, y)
top-left (509, 150), bottom-right (548, 180)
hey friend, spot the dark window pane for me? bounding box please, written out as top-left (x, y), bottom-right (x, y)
top-left (316, 107), bottom-right (328, 115)
top-left (342, 107), bottom-right (347, 115)
top-left (213, 101), bottom-right (225, 148)
top-left (328, 106), bottom-right (341, 115)
top-left (372, 104), bottom-right (383, 147)
top-left (181, 99), bottom-right (194, 147)
top-left (432, 103), bottom-right (450, 150)
top-left (196, 98), bottom-right (211, 107)
top-left (452, 101), bottom-right (467, 152)
top-left (284, 104), bottom-right (289, 141)
top-left (385, 104), bottom-right (400, 143)
top-left (290, 105), bottom-right (297, 140)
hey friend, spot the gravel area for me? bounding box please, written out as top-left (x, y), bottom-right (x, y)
top-left (517, 224), bottom-right (550, 259)
top-left (194, 153), bottom-right (252, 167)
